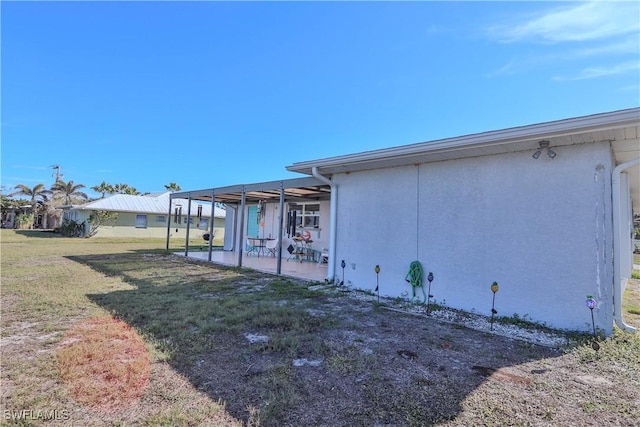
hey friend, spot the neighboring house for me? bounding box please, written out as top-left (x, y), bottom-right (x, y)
top-left (60, 192), bottom-right (226, 239)
top-left (175, 108), bottom-right (639, 335)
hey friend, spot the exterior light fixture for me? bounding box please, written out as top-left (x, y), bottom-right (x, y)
top-left (586, 295), bottom-right (600, 351)
top-left (374, 265), bottom-right (381, 303)
top-left (490, 281), bottom-right (499, 330)
top-left (532, 140), bottom-right (556, 159)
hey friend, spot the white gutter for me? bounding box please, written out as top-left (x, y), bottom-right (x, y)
top-left (289, 108), bottom-right (640, 174)
top-left (612, 156), bottom-right (639, 333)
top-left (312, 166), bottom-right (337, 282)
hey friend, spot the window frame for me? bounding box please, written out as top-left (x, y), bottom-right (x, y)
top-left (135, 214), bottom-right (148, 229)
top-left (291, 202), bottom-right (321, 230)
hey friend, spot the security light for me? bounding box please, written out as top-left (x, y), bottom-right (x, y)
top-left (532, 140), bottom-right (556, 159)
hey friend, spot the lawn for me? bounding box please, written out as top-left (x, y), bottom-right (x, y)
top-left (1, 229), bottom-right (639, 426)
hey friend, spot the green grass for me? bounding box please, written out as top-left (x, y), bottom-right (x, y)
top-left (2, 229), bottom-right (639, 427)
top-left (0, 229), bottom-right (337, 425)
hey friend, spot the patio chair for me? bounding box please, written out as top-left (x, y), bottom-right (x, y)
top-left (266, 238), bottom-right (279, 257)
top-left (246, 238), bottom-right (258, 256)
top-left (317, 248), bottom-right (328, 267)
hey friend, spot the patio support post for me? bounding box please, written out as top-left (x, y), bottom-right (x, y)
top-left (185, 195), bottom-right (192, 257)
top-left (276, 181), bottom-right (285, 274)
top-left (166, 194), bottom-right (173, 251)
top-left (208, 189), bottom-right (215, 262)
top-left (238, 186), bottom-right (246, 267)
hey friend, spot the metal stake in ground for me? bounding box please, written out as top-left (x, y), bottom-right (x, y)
top-left (586, 295), bottom-right (600, 351)
top-left (374, 265), bottom-right (380, 303)
top-left (490, 281), bottom-right (499, 331)
top-left (340, 259), bottom-right (346, 287)
top-left (426, 272), bottom-right (434, 315)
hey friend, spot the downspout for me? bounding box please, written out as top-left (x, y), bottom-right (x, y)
top-left (312, 167), bottom-right (337, 282)
top-left (612, 156), bottom-right (639, 333)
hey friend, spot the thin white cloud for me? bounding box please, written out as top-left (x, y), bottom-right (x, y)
top-left (573, 37), bottom-right (640, 58)
top-left (490, 2), bottom-right (640, 43)
top-left (553, 61), bottom-right (640, 81)
top-left (617, 83), bottom-right (640, 93)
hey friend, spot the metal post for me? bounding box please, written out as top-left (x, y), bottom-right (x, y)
top-left (165, 194), bottom-right (173, 252)
top-left (184, 195), bottom-right (192, 257)
top-left (276, 182), bottom-right (285, 275)
top-left (208, 189), bottom-right (215, 262)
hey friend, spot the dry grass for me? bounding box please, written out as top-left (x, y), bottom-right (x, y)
top-left (56, 316), bottom-right (151, 411)
top-left (1, 229), bottom-right (639, 426)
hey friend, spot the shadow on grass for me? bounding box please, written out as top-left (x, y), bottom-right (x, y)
top-left (69, 252), bottom-right (564, 427)
top-left (14, 229), bottom-right (61, 238)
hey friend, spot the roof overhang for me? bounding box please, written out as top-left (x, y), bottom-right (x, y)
top-left (287, 108), bottom-right (640, 209)
top-left (171, 177), bottom-right (331, 205)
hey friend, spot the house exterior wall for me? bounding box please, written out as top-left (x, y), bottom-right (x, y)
top-left (333, 141), bottom-right (614, 333)
top-left (85, 212), bottom-right (225, 240)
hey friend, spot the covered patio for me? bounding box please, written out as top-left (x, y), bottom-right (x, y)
top-left (178, 249), bottom-right (329, 282)
top-left (166, 177), bottom-right (334, 283)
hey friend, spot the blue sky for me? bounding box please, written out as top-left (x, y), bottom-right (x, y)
top-left (2, 1), bottom-right (638, 198)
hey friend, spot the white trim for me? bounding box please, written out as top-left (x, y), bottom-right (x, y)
top-left (312, 167), bottom-right (337, 282)
top-left (612, 156), bottom-right (640, 333)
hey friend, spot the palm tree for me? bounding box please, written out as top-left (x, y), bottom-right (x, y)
top-left (11, 183), bottom-right (51, 210)
top-left (164, 182), bottom-right (182, 192)
top-left (51, 180), bottom-right (88, 205)
top-left (10, 183), bottom-right (52, 228)
top-left (111, 183), bottom-right (140, 195)
top-left (122, 187), bottom-right (140, 195)
top-left (90, 181), bottom-right (114, 198)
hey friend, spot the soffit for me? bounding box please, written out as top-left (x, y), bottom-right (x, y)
top-left (171, 177), bottom-right (331, 206)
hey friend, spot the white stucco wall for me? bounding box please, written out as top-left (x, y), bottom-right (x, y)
top-left (334, 141), bottom-right (615, 333)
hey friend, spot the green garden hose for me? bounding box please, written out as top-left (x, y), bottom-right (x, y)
top-left (405, 261), bottom-right (426, 303)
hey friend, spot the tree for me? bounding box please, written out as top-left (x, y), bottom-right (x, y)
top-left (87, 210), bottom-right (118, 237)
top-left (164, 182), bottom-right (182, 192)
top-left (51, 180), bottom-right (89, 205)
top-left (10, 183), bottom-right (52, 228)
top-left (10, 184), bottom-right (51, 212)
top-left (90, 181), bottom-right (114, 198)
top-left (113, 183), bottom-right (140, 195)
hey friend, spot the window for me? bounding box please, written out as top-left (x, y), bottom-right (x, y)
top-left (290, 203), bottom-right (320, 229)
top-left (135, 215), bottom-right (148, 229)
top-left (156, 215), bottom-right (166, 223)
top-left (198, 218), bottom-right (209, 229)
